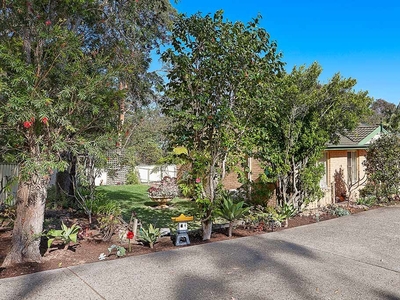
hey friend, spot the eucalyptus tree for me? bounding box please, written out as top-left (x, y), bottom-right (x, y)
top-left (56, 0), bottom-right (177, 194)
top-left (362, 98), bottom-right (396, 126)
top-left (0, 0), bottom-right (175, 267)
top-left (123, 108), bottom-right (171, 166)
top-left (161, 11), bottom-right (283, 240)
top-left (97, 0), bottom-right (176, 132)
top-left (255, 63), bottom-right (372, 209)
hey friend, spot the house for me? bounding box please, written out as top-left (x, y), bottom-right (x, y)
top-left (222, 124), bottom-right (387, 210)
top-left (314, 124), bottom-right (386, 209)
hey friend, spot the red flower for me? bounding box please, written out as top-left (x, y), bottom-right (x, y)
top-left (45, 20), bottom-right (51, 26)
top-left (127, 231), bottom-right (134, 239)
top-left (195, 178), bottom-right (201, 184)
top-left (23, 121), bottom-right (32, 129)
top-left (41, 117), bottom-right (48, 124)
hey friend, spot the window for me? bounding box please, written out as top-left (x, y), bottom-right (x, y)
top-left (347, 152), bottom-right (357, 185)
top-left (319, 152), bottom-right (328, 189)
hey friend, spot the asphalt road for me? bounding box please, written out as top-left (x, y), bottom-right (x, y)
top-left (1, 206), bottom-right (400, 300)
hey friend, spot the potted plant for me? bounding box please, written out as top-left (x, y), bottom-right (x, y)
top-left (148, 176), bottom-right (179, 208)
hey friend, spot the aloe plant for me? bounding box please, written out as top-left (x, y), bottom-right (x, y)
top-left (46, 222), bottom-right (80, 250)
top-left (216, 198), bottom-right (249, 237)
top-left (139, 224), bottom-right (161, 248)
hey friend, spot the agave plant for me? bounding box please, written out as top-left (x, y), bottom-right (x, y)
top-left (139, 224), bottom-right (161, 248)
top-left (46, 221), bottom-right (80, 250)
top-left (277, 203), bottom-right (297, 227)
top-left (216, 197), bottom-right (249, 237)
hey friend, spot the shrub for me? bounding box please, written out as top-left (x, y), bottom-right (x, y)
top-left (240, 182), bottom-right (274, 206)
top-left (178, 182), bottom-right (194, 198)
top-left (126, 169), bottom-right (140, 185)
top-left (328, 205), bottom-right (350, 217)
top-left (359, 183), bottom-right (376, 199)
top-left (147, 176), bottom-right (179, 198)
top-left (46, 185), bottom-right (70, 209)
top-left (91, 192), bottom-right (123, 242)
top-left (365, 134), bottom-right (400, 201)
top-left (92, 191), bottom-right (122, 216)
top-left (356, 196), bottom-right (376, 207)
top-left (243, 205), bottom-right (281, 231)
top-left (334, 168), bottom-right (347, 202)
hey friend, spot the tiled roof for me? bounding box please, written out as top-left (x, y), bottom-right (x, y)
top-left (344, 124), bottom-right (378, 143)
top-left (327, 124), bottom-right (382, 148)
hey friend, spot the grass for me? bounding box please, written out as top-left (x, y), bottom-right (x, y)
top-left (97, 184), bottom-right (199, 230)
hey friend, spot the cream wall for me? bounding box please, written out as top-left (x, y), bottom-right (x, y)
top-left (326, 149), bottom-right (367, 202)
top-left (308, 149), bottom-right (367, 210)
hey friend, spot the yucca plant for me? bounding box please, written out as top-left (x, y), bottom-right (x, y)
top-left (139, 224), bottom-right (161, 248)
top-left (216, 197), bottom-right (249, 237)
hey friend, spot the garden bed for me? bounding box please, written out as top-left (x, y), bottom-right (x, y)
top-left (0, 210), bottom-right (337, 279)
top-left (3, 199), bottom-right (397, 280)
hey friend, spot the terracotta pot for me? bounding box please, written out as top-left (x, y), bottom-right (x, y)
top-left (150, 196), bottom-right (172, 208)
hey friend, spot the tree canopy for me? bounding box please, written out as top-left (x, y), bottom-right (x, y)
top-left (362, 98), bottom-right (396, 126)
top-left (253, 63), bottom-right (372, 209)
top-left (0, 0), bottom-right (176, 267)
top-left (161, 10), bottom-right (283, 239)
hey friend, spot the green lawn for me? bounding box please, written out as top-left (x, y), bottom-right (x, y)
top-left (97, 184), bottom-right (199, 229)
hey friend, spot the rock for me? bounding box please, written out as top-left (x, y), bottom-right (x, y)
top-left (160, 228), bottom-right (170, 236)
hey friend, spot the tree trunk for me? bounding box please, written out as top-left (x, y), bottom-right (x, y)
top-left (2, 177), bottom-right (47, 267)
top-left (228, 222), bottom-right (233, 238)
top-left (202, 219), bottom-right (213, 241)
top-left (201, 158), bottom-right (217, 241)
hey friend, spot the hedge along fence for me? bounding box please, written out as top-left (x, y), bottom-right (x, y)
top-left (0, 164), bottom-right (18, 205)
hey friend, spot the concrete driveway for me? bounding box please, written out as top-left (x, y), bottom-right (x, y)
top-left (1, 206), bottom-right (400, 300)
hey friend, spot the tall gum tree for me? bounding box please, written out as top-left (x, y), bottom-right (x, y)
top-left (0, 1), bottom-right (121, 267)
top-left (0, 0), bottom-right (176, 267)
top-left (97, 0), bottom-right (176, 141)
top-left (54, 0), bottom-right (177, 193)
top-left (161, 11), bottom-right (283, 240)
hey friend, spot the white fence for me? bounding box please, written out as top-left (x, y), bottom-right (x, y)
top-left (135, 165), bottom-right (177, 184)
top-left (1, 163), bottom-right (178, 204)
top-left (94, 165), bottom-right (177, 186)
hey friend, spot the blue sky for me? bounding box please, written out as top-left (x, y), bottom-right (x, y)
top-left (156, 0), bottom-right (400, 104)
